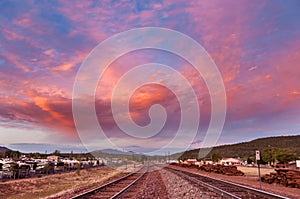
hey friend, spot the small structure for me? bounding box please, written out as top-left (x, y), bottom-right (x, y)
top-left (47, 155), bottom-right (60, 162)
top-left (296, 160), bottom-right (300, 169)
top-left (184, 159), bottom-right (197, 165)
top-left (168, 160), bottom-right (179, 164)
top-left (219, 158), bottom-right (243, 165)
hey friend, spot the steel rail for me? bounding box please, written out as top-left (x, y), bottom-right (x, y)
top-left (166, 167), bottom-right (290, 199)
top-left (71, 167), bottom-right (146, 199)
top-left (110, 169), bottom-right (147, 199)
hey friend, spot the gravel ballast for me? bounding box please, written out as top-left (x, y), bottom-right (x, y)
top-left (159, 169), bottom-right (220, 199)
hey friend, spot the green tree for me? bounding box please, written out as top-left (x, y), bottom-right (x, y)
top-left (53, 149), bottom-right (61, 156)
top-left (246, 157), bottom-right (254, 164)
top-left (212, 153), bottom-right (222, 162)
top-left (276, 148), bottom-right (297, 164)
top-left (43, 163), bottom-right (50, 174)
top-left (43, 163), bottom-right (54, 174)
top-left (2, 151), bottom-right (21, 160)
top-left (141, 155), bottom-right (147, 164)
top-left (262, 147), bottom-right (297, 165)
top-left (33, 162), bottom-right (37, 170)
top-left (262, 147), bottom-right (277, 165)
top-left (69, 150), bottom-right (73, 160)
top-left (10, 162), bottom-right (19, 179)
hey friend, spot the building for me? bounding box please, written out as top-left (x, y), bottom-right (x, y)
top-left (219, 158), bottom-right (243, 165)
top-left (184, 159), bottom-right (198, 165)
top-left (47, 155), bottom-right (60, 162)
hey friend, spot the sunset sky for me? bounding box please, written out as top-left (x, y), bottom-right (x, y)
top-left (0, 0), bottom-right (299, 154)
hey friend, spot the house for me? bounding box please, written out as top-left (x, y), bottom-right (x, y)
top-left (204, 160), bottom-right (213, 165)
top-left (168, 160), bottom-right (179, 164)
top-left (47, 155), bottom-right (60, 162)
top-left (184, 159), bottom-right (198, 165)
top-left (219, 158), bottom-right (243, 165)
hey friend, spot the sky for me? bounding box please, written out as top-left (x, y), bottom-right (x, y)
top-left (0, 0), bottom-right (299, 154)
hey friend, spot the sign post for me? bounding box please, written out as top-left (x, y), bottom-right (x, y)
top-left (256, 150), bottom-right (262, 189)
top-left (296, 160), bottom-right (300, 169)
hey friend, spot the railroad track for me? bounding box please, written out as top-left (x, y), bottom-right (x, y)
top-left (71, 167), bottom-right (147, 199)
top-left (166, 167), bottom-right (290, 199)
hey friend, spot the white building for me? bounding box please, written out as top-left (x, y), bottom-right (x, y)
top-left (219, 158), bottom-right (243, 165)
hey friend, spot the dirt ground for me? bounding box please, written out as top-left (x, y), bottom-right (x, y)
top-left (0, 166), bottom-right (120, 199)
top-left (237, 165), bottom-right (275, 176)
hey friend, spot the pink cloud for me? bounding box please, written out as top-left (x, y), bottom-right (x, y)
top-left (248, 65), bottom-right (258, 72)
top-left (0, 0), bottom-right (299, 148)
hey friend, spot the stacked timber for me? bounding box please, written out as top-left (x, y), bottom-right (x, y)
top-left (199, 164), bottom-right (244, 176)
top-left (177, 163), bottom-right (198, 169)
top-left (261, 169), bottom-right (300, 188)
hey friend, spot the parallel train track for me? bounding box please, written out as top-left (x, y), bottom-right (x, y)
top-left (71, 165), bottom-right (291, 199)
top-left (71, 167), bottom-right (147, 199)
top-left (166, 167), bottom-right (290, 199)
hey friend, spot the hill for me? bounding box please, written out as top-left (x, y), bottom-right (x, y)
top-left (90, 149), bottom-right (165, 161)
top-left (99, 149), bottom-right (132, 155)
top-left (175, 135), bottom-right (300, 160)
top-left (91, 149), bottom-right (133, 158)
top-left (0, 146), bottom-right (10, 154)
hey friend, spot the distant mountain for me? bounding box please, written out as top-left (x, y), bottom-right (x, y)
top-left (0, 146), bottom-right (10, 154)
top-left (99, 149), bottom-right (132, 155)
top-left (90, 149), bottom-right (134, 158)
top-left (8, 143), bottom-right (88, 154)
top-left (89, 149), bottom-right (157, 162)
top-left (175, 135), bottom-right (300, 160)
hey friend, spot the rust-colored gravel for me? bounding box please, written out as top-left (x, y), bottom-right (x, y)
top-left (121, 170), bottom-right (168, 199)
top-left (169, 165), bottom-right (300, 199)
top-left (160, 168), bottom-right (220, 199)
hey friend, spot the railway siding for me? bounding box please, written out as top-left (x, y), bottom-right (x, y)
top-left (166, 166), bottom-right (289, 199)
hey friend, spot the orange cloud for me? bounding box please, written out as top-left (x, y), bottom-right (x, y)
top-left (289, 91), bottom-right (300, 95)
top-left (33, 97), bottom-right (64, 120)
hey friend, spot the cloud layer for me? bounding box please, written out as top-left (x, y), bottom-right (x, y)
top-left (0, 0), bottom-right (299, 152)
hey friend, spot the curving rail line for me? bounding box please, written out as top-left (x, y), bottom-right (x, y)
top-left (166, 167), bottom-right (290, 199)
top-left (71, 167), bottom-right (147, 199)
